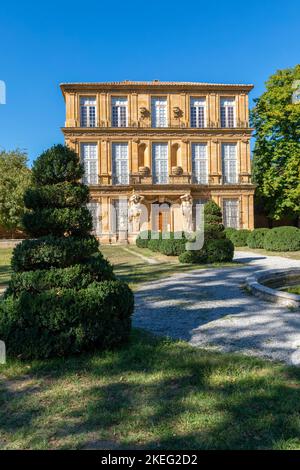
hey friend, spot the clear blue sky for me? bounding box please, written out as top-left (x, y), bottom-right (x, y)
top-left (1, 0), bottom-right (299, 164)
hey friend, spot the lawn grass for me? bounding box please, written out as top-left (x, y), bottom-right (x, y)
top-left (0, 245), bottom-right (238, 292)
top-left (284, 285), bottom-right (300, 295)
top-left (1, 329), bottom-right (300, 450)
top-left (100, 245), bottom-right (238, 289)
top-left (237, 246), bottom-right (300, 260)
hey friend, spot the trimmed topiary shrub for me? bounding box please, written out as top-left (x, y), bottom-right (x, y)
top-left (180, 201), bottom-right (234, 264)
top-left (263, 226), bottom-right (300, 251)
top-left (159, 238), bottom-right (186, 256)
top-left (247, 228), bottom-right (270, 249)
top-left (205, 238), bottom-right (234, 263)
top-left (225, 228), bottom-right (251, 247)
top-left (178, 250), bottom-right (207, 264)
top-left (0, 144), bottom-right (134, 359)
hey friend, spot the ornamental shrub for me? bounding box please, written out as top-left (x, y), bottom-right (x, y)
top-left (205, 238), bottom-right (234, 263)
top-left (178, 250), bottom-right (207, 264)
top-left (159, 238), bottom-right (186, 256)
top-left (263, 226), bottom-right (300, 251)
top-left (225, 228), bottom-right (251, 247)
top-left (136, 230), bottom-right (151, 248)
top-left (247, 228), bottom-right (270, 249)
top-left (0, 144), bottom-right (134, 359)
top-left (180, 201), bottom-right (234, 264)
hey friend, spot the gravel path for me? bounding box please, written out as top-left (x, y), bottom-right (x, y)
top-left (134, 251), bottom-right (300, 365)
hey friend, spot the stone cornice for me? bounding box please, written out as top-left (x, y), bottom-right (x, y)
top-left (62, 127), bottom-right (253, 139)
top-left (60, 81), bottom-right (254, 97)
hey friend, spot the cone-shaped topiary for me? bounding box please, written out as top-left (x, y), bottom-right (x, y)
top-left (179, 200), bottom-right (234, 264)
top-left (0, 144), bottom-right (134, 359)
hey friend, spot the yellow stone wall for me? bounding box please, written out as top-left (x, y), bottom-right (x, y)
top-left (61, 81), bottom-right (255, 241)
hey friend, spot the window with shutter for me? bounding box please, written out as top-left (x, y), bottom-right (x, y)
top-left (192, 143), bottom-right (208, 184)
top-left (190, 98), bottom-right (206, 128)
top-left (80, 143), bottom-right (98, 184)
top-left (111, 97), bottom-right (128, 127)
top-left (112, 143), bottom-right (129, 185)
top-left (220, 98), bottom-right (235, 128)
top-left (151, 97), bottom-right (167, 127)
top-left (152, 143), bottom-right (168, 184)
top-left (80, 97), bottom-right (96, 127)
top-left (223, 199), bottom-right (239, 228)
top-left (222, 143), bottom-right (237, 183)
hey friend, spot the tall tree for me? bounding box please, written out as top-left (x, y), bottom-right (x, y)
top-left (0, 149), bottom-right (31, 233)
top-left (251, 65), bottom-right (300, 222)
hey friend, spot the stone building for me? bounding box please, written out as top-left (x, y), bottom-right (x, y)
top-left (60, 80), bottom-right (254, 243)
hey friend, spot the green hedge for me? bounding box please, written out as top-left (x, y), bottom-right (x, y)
top-left (24, 182), bottom-right (89, 209)
top-left (205, 238), bottom-right (234, 263)
top-left (6, 254), bottom-right (114, 296)
top-left (225, 228), bottom-right (251, 247)
top-left (0, 280), bottom-right (134, 359)
top-left (263, 226), bottom-right (300, 251)
top-left (135, 230), bottom-right (151, 248)
top-left (11, 236), bottom-right (99, 272)
top-left (23, 207), bottom-right (93, 237)
top-left (159, 238), bottom-right (186, 256)
top-left (178, 250), bottom-right (206, 264)
top-left (247, 228), bottom-right (270, 249)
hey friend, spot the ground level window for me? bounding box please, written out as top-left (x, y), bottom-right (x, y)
top-left (87, 202), bottom-right (101, 235)
top-left (223, 199), bottom-right (239, 228)
top-left (111, 199), bottom-right (128, 235)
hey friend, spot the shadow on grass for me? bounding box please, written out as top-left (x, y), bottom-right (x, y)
top-left (1, 330), bottom-right (300, 450)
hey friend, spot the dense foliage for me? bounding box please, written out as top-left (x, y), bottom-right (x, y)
top-left (0, 144), bottom-right (134, 359)
top-left (263, 226), bottom-right (300, 251)
top-left (225, 228), bottom-right (251, 247)
top-left (251, 65), bottom-right (300, 222)
top-left (0, 149), bottom-right (31, 233)
top-left (247, 228), bottom-right (270, 249)
top-left (179, 201), bottom-right (234, 264)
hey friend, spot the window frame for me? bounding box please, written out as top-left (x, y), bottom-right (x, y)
top-left (111, 96), bottom-right (128, 128)
top-left (80, 142), bottom-right (98, 185)
top-left (190, 97), bottom-right (206, 128)
top-left (191, 143), bottom-right (208, 184)
top-left (222, 143), bottom-right (238, 184)
top-left (151, 96), bottom-right (168, 128)
top-left (80, 96), bottom-right (97, 128)
top-left (112, 142), bottom-right (129, 185)
top-left (152, 142), bottom-right (169, 184)
top-left (220, 97), bottom-right (236, 128)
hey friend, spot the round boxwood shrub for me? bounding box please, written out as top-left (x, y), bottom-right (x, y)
top-left (225, 228), bottom-right (250, 247)
top-left (179, 250), bottom-right (207, 264)
top-left (24, 182), bottom-right (89, 209)
top-left (0, 144), bottom-right (134, 359)
top-left (0, 280), bottom-right (133, 358)
top-left (180, 201), bottom-right (234, 264)
top-left (263, 226), bottom-right (300, 251)
top-left (205, 238), bottom-right (234, 263)
top-left (247, 228), bottom-right (270, 249)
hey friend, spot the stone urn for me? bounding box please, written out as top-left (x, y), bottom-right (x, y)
top-left (138, 166), bottom-right (150, 176)
top-left (172, 166), bottom-right (183, 176)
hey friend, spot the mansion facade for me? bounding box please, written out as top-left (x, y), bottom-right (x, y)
top-left (60, 80), bottom-right (255, 243)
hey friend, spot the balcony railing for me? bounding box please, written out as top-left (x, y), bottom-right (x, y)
top-left (97, 173), bottom-right (251, 186)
